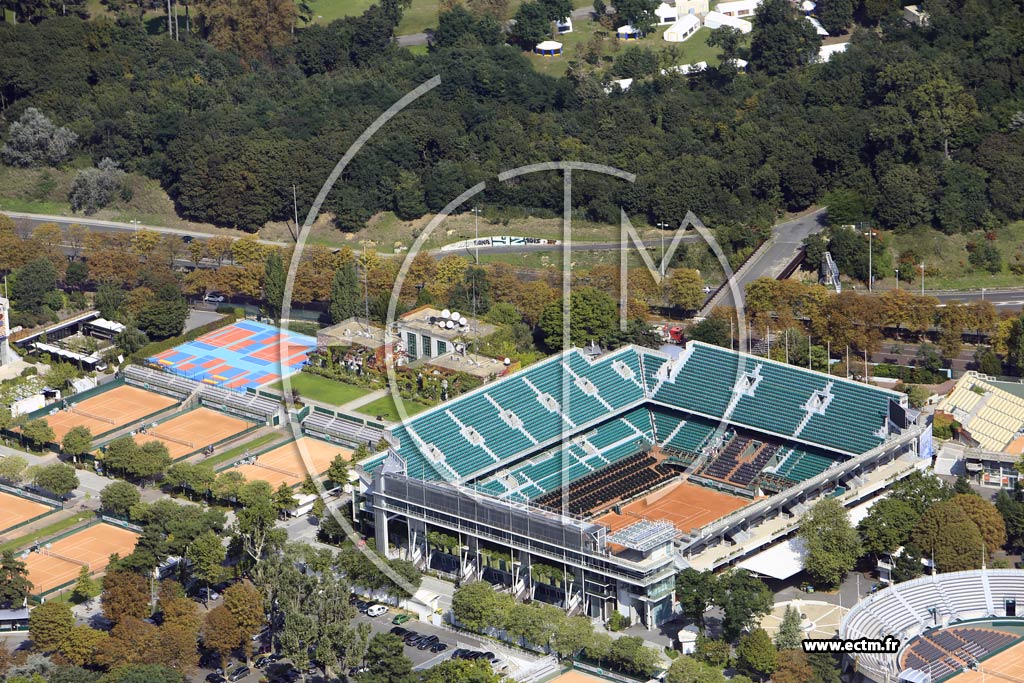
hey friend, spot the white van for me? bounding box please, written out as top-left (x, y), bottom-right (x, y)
top-left (367, 605), bottom-right (389, 617)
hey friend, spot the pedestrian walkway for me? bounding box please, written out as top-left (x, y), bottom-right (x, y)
top-left (334, 387), bottom-right (388, 413)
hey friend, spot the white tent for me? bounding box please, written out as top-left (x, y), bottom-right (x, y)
top-left (801, 0), bottom-right (816, 11)
top-left (661, 61), bottom-right (707, 75)
top-left (817, 41), bottom-right (850, 61)
top-left (533, 40), bottom-right (563, 55)
top-left (806, 15), bottom-right (829, 34)
top-left (655, 1), bottom-right (678, 24)
top-left (663, 14), bottom-right (701, 41)
top-left (556, 16), bottom-right (573, 32)
top-left (703, 10), bottom-right (752, 33)
top-left (616, 24), bottom-right (642, 38)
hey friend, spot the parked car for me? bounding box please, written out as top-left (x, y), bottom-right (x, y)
top-left (255, 656), bottom-right (272, 668)
top-left (392, 613), bottom-right (411, 625)
top-left (430, 642), bottom-right (448, 653)
top-left (203, 292), bottom-right (226, 303)
top-left (206, 674), bottom-right (226, 683)
top-left (417, 635), bottom-right (439, 650)
top-left (354, 600), bottom-right (369, 612)
top-left (228, 666), bottom-right (251, 681)
top-left (198, 587), bottom-right (220, 602)
top-left (402, 631), bottom-right (421, 645)
top-left (367, 605), bottom-right (389, 617)
top-left (391, 627), bottom-right (409, 637)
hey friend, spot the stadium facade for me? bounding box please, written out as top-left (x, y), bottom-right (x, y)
top-left (358, 341), bottom-right (931, 627)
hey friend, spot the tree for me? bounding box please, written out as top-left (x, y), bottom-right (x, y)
top-left (263, 250), bottom-right (286, 321)
top-left (538, 287), bottom-right (618, 350)
top-left (608, 636), bottom-right (660, 677)
top-left (330, 261), bottom-right (360, 324)
top-left (510, 1), bottom-right (549, 47)
top-left (223, 581), bottom-right (264, 661)
top-left (273, 483), bottom-right (298, 517)
top-left (775, 649), bottom-right (814, 683)
top-left (29, 601), bottom-right (74, 653)
top-left (137, 285), bottom-right (188, 340)
top-left (858, 497), bottom-right (919, 558)
top-left (707, 26), bottom-right (742, 62)
top-left (688, 317), bottom-right (731, 348)
top-left (202, 605), bottom-right (242, 665)
top-left (909, 79), bottom-right (979, 160)
top-left (799, 497), bottom-right (861, 588)
top-left (326, 453), bottom-right (350, 488)
top-left (551, 615), bottom-right (593, 658)
top-left (912, 499), bottom-right (985, 572)
top-left (0, 550), bottom-right (32, 606)
top-left (103, 664), bottom-right (184, 683)
top-left (675, 568), bottom-right (716, 630)
top-left (667, 655), bottom-right (728, 683)
top-left (193, 0), bottom-right (299, 63)
top-left (950, 494), bottom-right (1006, 554)
top-left (614, 0), bottom-right (656, 33)
top-left (0, 456), bottom-right (28, 484)
top-left (774, 605), bottom-right (803, 650)
top-left (64, 261), bottom-right (89, 291)
top-left (815, 0), bottom-right (852, 35)
top-left (1, 108), bottom-right (77, 167)
top-left (102, 570), bottom-right (151, 625)
top-left (101, 482), bottom-right (141, 518)
top-left (95, 283), bottom-right (127, 321)
top-left (975, 347), bottom-right (1002, 376)
top-left (669, 269), bottom-right (704, 312)
top-left (12, 258), bottom-right (57, 317)
top-left (736, 629), bottom-right (777, 681)
top-left (451, 581), bottom-right (514, 632)
top-left (694, 637), bottom-right (731, 668)
top-left (32, 462), bottom-right (77, 497)
top-left (186, 531), bottom-right (226, 605)
top-left (422, 658), bottom-right (504, 683)
top-left (61, 426), bottom-right (93, 460)
top-left (716, 570), bottom-right (773, 641)
top-left (889, 470), bottom-right (952, 515)
top-left (70, 566), bottom-right (101, 605)
top-left (361, 633), bottom-right (414, 683)
top-left (129, 441), bottom-right (172, 483)
top-left (69, 158), bottom-right (130, 215)
top-left (749, 0), bottom-right (820, 75)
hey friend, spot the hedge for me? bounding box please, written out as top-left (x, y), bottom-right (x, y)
top-left (128, 311), bottom-right (241, 363)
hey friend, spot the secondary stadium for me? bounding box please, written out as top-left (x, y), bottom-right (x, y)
top-left (357, 341), bottom-right (932, 627)
top-left (840, 568), bottom-right (1024, 683)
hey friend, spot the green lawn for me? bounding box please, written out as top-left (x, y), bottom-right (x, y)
top-left (201, 433), bottom-right (282, 468)
top-left (272, 372), bottom-right (372, 406)
top-left (525, 22), bottom-right (725, 77)
top-left (0, 513), bottom-right (93, 554)
top-left (356, 393), bottom-right (431, 422)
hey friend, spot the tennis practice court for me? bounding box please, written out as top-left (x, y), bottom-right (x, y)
top-left (949, 638), bottom-right (1024, 683)
top-left (596, 479), bottom-right (749, 535)
top-left (546, 670), bottom-right (610, 683)
top-left (150, 320), bottom-right (316, 391)
top-left (46, 385), bottom-right (177, 441)
top-left (23, 523), bottom-right (139, 596)
top-left (133, 407), bottom-right (250, 459)
top-left (0, 492), bottom-right (56, 533)
top-left (233, 437), bottom-right (351, 488)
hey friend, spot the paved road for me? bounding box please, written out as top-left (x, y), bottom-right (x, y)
top-left (702, 208), bottom-right (828, 314)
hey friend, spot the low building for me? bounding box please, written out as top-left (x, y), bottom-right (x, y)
top-left (655, 2), bottom-right (679, 23)
top-left (617, 24), bottom-right (643, 39)
top-left (664, 14), bottom-right (701, 41)
top-left (426, 352), bottom-right (513, 380)
top-left (817, 41), bottom-right (849, 62)
top-left (534, 40), bottom-right (563, 55)
top-left (316, 318), bottom-right (389, 352)
top-left (83, 318), bottom-right (126, 341)
top-left (903, 4), bottom-right (929, 25)
top-left (714, 0), bottom-right (762, 17)
top-left (556, 17), bottom-right (573, 33)
top-left (806, 15), bottom-right (829, 34)
top-left (395, 307), bottom-right (496, 361)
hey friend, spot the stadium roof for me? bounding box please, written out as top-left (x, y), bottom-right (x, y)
top-left (366, 342), bottom-right (904, 491)
top-left (937, 372), bottom-right (1024, 452)
top-left (737, 536), bottom-right (807, 580)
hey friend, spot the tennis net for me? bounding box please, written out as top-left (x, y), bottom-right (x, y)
top-left (40, 548), bottom-right (89, 568)
top-left (148, 430), bottom-right (194, 448)
top-left (69, 407), bottom-right (115, 425)
top-left (253, 461), bottom-right (300, 479)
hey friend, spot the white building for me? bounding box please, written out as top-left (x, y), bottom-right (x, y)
top-left (903, 4), bottom-right (929, 25)
top-left (661, 61), bottom-right (708, 75)
top-left (556, 16), bottom-right (573, 33)
top-left (806, 15), bottom-right (829, 35)
top-left (703, 10), bottom-right (753, 32)
top-left (617, 24), bottom-right (642, 39)
top-left (664, 13), bottom-right (701, 41)
top-left (714, 0), bottom-right (762, 17)
top-left (655, 2), bottom-right (679, 24)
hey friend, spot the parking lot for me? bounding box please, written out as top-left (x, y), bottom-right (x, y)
top-left (189, 597), bottom-right (503, 683)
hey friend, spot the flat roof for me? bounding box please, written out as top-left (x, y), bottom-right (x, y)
top-left (318, 318), bottom-right (389, 348)
top-left (426, 352), bottom-right (509, 378)
top-left (397, 307), bottom-right (496, 340)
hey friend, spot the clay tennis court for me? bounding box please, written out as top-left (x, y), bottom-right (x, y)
top-left (133, 407), bottom-right (250, 459)
top-left (948, 637), bottom-right (1024, 683)
top-left (596, 479), bottom-right (749, 535)
top-left (46, 385), bottom-right (177, 441)
top-left (547, 670), bottom-right (610, 683)
top-left (0, 492), bottom-right (55, 533)
top-left (23, 523), bottom-right (139, 595)
top-left (232, 437), bottom-right (351, 488)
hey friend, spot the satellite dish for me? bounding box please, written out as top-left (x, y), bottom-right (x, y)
top-left (459, 319), bottom-right (468, 327)
top-left (504, 358), bottom-right (512, 365)
top-left (455, 343), bottom-right (466, 353)
top-left (446, 320), bottom-right (455, 329)
top-left (436, 320), bottom-right (446, 328)
top-left (451, 311), bottom-right (460, 321)
top-left (441, 309), bottom-right (451, 319)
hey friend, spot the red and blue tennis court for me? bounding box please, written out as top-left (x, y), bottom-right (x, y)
top-left (149, 320), bottom-right (317, 391)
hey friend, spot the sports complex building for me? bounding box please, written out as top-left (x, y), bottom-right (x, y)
top-left (359, 341), bottom-right (933, 627)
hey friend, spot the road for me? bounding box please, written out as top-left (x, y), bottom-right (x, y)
top-left (701, 208), bottom-right (828, 314)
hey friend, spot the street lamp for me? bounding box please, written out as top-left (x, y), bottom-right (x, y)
top-left (863, 227), bottom-right (873, 293)
top-left (919, 263), bottom-right (925, 295)
top-left (470, 207), bottom-right (481, 264)
top-left (129, 219), bottom-right (140, 233)
top-left (895, 268), bottom-right (899, 291)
